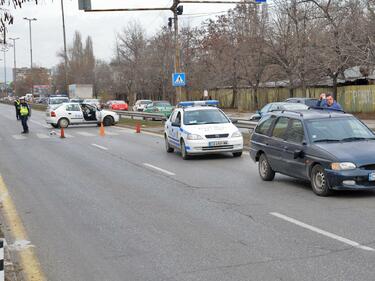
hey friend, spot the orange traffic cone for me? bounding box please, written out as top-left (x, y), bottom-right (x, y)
top-left (100, 122), bottom-right (105, 136)
top-left (60, 127), bottom-right (65, 139)
top-left (135, 122), bottom-right (141, 133)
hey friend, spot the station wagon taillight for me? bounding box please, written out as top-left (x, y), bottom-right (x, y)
top-left (51, 111), bottom-right (56, 117)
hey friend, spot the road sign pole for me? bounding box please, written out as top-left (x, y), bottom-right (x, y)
top-left (173, 3), bottom-right (182, 104)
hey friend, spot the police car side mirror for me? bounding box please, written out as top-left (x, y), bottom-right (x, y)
top-left (231, 119), bottom-right (238, 124)
top-left (171, 122), bottom-right (180, 127)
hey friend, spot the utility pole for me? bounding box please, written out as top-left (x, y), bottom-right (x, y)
top-left (9, 37), bottom-right (19, 96)
top-left (80, 0), bottom-right (264, 103)
top-left (23, 17), bottom-right (37, 95)
top-left (60, 0), bottom-right (68, 95)
top-left (2, 48), bottom-right (7, 96)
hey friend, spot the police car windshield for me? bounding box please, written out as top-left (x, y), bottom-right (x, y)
top-left (183, 109), bottom-right (230, 125)
top-left (306, 117), bottom-right (375, 143)
top-left (49, 98), bottom-right (69, 104)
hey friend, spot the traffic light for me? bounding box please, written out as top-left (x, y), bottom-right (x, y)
top-left (176, 5), bottom-right (183, 15)
top-left (78, 0), bottom-right (92, 10)
top-left (168, 17), bottom-right (173, 28)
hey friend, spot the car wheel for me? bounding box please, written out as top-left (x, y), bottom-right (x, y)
top-left (233, 152), bottom-right (242, 158)
top-left (103, 116), bottom-right (114, 126)
top-left (58, 118), bottom-right (69, 128)
top-left (311, 165), bottom-right (331, 196)
top-left (181, 139), bottom-right (189, 160)
top-left (165, 135), bottom-right (174, 153)
top-left (258, 153), bottom-right (275, 181)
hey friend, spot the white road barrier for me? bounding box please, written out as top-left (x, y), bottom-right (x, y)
top-left (0, 239), bottom-right (4, 281)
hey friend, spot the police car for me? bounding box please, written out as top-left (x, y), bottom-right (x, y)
top-left (45, 102), bottom-right (119, 128)
top-left (164, 100), bottom-right (243, 159)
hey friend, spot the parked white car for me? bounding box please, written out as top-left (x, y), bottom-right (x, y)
top-left (45, 102), bottom-right (119, 128)
top-left (164, 100), bottom-right (243, 159)
top-left (133, 100), bottom-right (152, 111)
top-left (47, 96), bottom-right (70, 109)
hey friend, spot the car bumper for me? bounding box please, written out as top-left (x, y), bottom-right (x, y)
top-left (185, 137), bottom-right (243, 154)
top-left (325, 168), bottom-right (375, 190)
top-left (45, 117), bottom-right (58, 124)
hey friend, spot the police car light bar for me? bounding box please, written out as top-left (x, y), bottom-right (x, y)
top-left (178, 100), bottom-right (219, 108)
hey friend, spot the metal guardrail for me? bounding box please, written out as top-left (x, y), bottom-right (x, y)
top-left (113, 110), bottom-right (167, 121)
top-left (113, 110), bottom-right (257, 129)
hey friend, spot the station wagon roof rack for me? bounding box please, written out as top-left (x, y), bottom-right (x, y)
top-left (271, 109), bottom-right (304, 117)
top-left (308, 106), bottom-right (345, 113)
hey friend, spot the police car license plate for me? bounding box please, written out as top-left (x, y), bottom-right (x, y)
top-left (369, 173), bottom-right (375, 181)
top-left (209, 141), bottom-right (228, 147)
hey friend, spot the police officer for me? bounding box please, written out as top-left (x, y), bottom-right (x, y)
top-left (19, 97), bottom-right (31, 134)
top-left (14, 98), bottom-right (20, 120)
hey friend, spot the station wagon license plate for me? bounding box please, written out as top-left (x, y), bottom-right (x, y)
top-left (208, 141), bottom-right (228, 147)
top-left (369, 173), bottom-right (375, 181)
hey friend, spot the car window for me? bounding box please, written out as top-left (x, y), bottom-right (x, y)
top-left (260, 104), bottom-right (271, 114)
top-left (66, 104), bottom-right (81, 112)
top-left (183, 109), bottom-right (229, 125)
top-left (285, 119), bottom-right (305, 143)
top-left (170, 111), bottom-right (178, 122)
top-left (255, 115), bottom-right (276, 135)
top-left (306, 117), bottom-right (374, 142)
top-left (175, 112), bottom-right (181, 125)
top-left (272, 117), bottom-right (289, 139)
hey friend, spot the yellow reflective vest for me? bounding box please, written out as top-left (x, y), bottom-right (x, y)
top-left (19, 105), bottom-right (29, 116)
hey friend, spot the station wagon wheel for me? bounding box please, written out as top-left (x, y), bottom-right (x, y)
top-left (58, 118), bottom-right (69, 129)
top-left (181, 139), bottom-right (189, 160)
top-left (311, 165), bottom-right (331, 196)
top-left (165, 135), bottom-right (174, 153)
top-left (258, 153), bottom-right (275, 181)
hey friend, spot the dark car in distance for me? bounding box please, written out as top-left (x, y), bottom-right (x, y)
top-left (250, 108), bottom-right (375, 196)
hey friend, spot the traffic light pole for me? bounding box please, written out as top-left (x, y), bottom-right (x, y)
top-left (81, 0), bottom-right (263, 104)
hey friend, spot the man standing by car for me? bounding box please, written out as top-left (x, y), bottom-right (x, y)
top-left (319, 93), bottom-right (343, 110)
top-left (14, 97), bottom-right (20, 120)
top-left (19, 97), bottom-right (31, 134)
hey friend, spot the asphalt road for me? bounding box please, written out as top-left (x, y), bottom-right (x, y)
top-left (1, 103), bottom-right (375, 281)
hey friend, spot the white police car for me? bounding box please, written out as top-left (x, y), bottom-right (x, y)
top-left (164, 100), bottom-right (243, 159)
top-left (45, 102), bottom-right (119, 128)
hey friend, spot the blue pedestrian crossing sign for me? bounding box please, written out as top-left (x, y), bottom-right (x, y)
top-left (172, 73), bottom-right (186, 87)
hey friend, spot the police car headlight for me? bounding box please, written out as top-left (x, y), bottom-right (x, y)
top-left (331, 162), bottom-right (356, 170)
top-left (231, 131), bottom-right (242, 138)
top-left (187, 134), bottom-right (203, 140)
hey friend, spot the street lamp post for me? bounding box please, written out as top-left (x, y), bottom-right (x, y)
top-left (60, 0), bottom-right (68, 95)
top-left (9, 37), bottom-right (19, 96)
top-left (23, 17), bottom-right (37, 95)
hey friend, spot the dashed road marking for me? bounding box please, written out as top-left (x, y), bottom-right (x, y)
top-left (91, 144), bottom-right (108, 151)
top-left (104, 131), bottom-right (119, 136)
top-left (143, 163), bottom-right (175, 176)
top-left (36, 133), bottom-right (50, 139)
top-left (30, 120), bottom-right (50, 128)
top-left (270, 212), bottom-right (375, 252)
top-left (76, 132), bottom-right (96, 137)
top-left (12, 135), bottom-right (27, 140)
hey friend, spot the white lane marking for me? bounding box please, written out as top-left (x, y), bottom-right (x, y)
top-left (142, 131), bottom-right (163, 138)
top-left (12, 135), bottom-right (27, 140)
top-left (143, 163), bottom-right (175, 176)
top-left (270, 212), bottom-right (375, 251)
top-left (76, 132), bottom-right (96, 137)
top-left (36, 133), bottom-right (49, 139)
top-left (91, 144), bottom-right (108, 151)
top-left (30, 120), bottom-right (49, 128)
top-left (104, 131), bottom-right (119, 136)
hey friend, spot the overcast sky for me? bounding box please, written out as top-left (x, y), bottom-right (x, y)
top-left (5, 0), bottom-right (241, 71)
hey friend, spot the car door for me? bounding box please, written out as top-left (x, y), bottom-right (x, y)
top-left (65, 104), bottom-right (84, 124)
top-left (267, 117), bottom-right (290, 173)
top-left (281, 119), bottom-right (308, 179)
top-left (170, 111), bottom-right (182, 147)
top-left (166, 110), bottom-right (179, 148)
